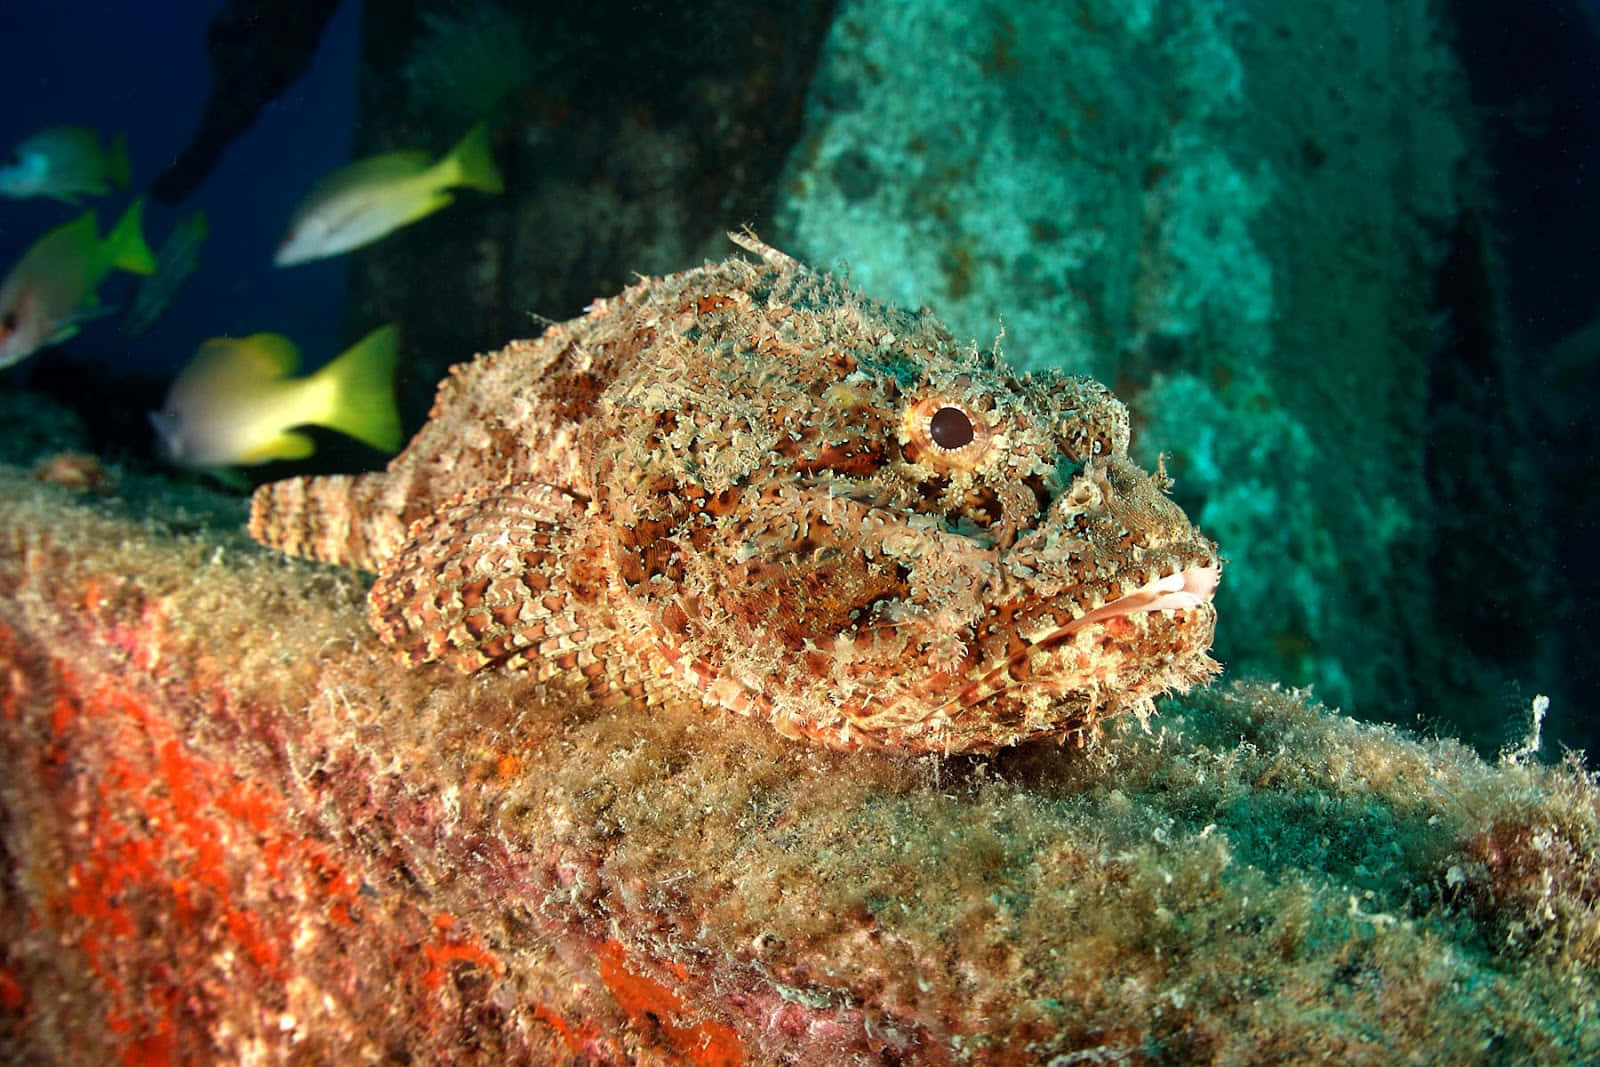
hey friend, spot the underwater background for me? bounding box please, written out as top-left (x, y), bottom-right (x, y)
top-left (3, 1), bottom-right (1600, 1062)
top-left (2, 0), bottom-right (1594, 759)
top-left (0, 0), bottom-right (358, 375)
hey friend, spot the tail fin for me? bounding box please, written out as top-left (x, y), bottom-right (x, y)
top-left (309, 324), bottom-right (403, 453)
top-left (106, 133), bottom-right (131, 189)
top-left (438, 121), bottom-right (503, 195)
top-left (249, 472), bottom-right (409, 573)
top-left (105, 198), bottom-right (156, 275)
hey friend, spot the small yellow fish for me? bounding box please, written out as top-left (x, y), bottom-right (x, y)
top-left (274, 122), bottom-right (503, 266)
top-left (150, 324), bottom-right (403, 469)
top-left (0, 126), bottom-right (131, 203)
top-left (0, 200), bottom-right (156, 369)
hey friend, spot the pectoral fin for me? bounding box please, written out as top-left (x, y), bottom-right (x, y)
top-left (367, 483), bottom-right (601, 677)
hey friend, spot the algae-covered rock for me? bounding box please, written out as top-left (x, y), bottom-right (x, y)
top-left (1, 466), bottom-right (1595, 1063)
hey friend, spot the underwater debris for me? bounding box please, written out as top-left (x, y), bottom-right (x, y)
top-left (250, 234), bottom-right (1220, 753)
top-left (152, 0), bottom-right (342, 205)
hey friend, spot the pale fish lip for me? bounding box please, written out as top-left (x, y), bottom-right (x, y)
top-left (1031, 563), bottom-right (1220, 644)
top-left (1102, 564), bottom-right (1220, 617)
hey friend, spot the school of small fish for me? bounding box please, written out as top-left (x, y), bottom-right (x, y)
top-left (0, 119), bottom-right (504, 469)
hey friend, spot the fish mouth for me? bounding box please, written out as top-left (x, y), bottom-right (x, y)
top-left (939, 560), bottom-right (1220, 724)
top-left (1004, 560), bottom-right (1221, 667)
top-left (1038, 562), bottom-right (1220, 643)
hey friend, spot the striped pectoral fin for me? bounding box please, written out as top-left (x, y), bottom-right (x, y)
top-left (366, 483), bottom-right (598, 674)
top-left (249, 472), bottom-right (409, 573)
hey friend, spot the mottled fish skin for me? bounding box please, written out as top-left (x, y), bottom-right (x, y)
top-left (250, 235), bottom-right (1221, 753)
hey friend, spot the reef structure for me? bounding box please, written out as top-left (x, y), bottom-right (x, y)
top-left (1, 465), bottom-right (1598, 1063)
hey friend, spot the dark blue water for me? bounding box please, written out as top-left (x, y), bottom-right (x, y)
top-left (0, 0), bottom-right (358, 378)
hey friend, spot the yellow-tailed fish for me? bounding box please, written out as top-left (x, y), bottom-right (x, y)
top-left (149, 324), bottom-right (403, 469)
top-left (274, 121), bottom-right (503, 266)
top-left (0, 126), bottom-right (131, 203)
top-left (0, 200), bottom-right (156, 369)
top-left (123, 210), bottom-right (210, 336)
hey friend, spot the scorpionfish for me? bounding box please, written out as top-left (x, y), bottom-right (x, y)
top-left (249, 234), bottom-right (1220, 753)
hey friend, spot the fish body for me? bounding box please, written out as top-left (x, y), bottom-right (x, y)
top-left (0, 126), bottom-right (131, 203)
top-left (249, 236), bottom-right (1220, 754)
top-left (274, 122), bottom-right (503, 266)
top-left (0, 200), bottom-right (155, 369)
top-left (151, 324), bottom-right (402, 469)
top-left (123, 210), bottom-right (210, 336)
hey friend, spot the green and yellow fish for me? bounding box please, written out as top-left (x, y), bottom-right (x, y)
top-left (0, 200), bottom-right (155, 369)
top-left (0, 125), bottom-right (131, 203)
top-left (274, 122), bottom-right (503, 266)
top-left (149, 324), bottom-right (403, 470)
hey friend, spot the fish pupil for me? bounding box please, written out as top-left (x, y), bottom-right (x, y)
top-left (930, 406), bottom-right (975, 449)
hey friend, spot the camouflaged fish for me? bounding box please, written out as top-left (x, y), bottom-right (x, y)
top-left (249, 234), bottom-right (1220, 753)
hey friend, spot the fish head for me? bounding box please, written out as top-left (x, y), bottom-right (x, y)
top-left (594, 272), bottom-right (1221, 752)
top-left (147, 408), bottom-right (193, 465)
top-left (273, 214), bottom-right (331, 267)
top-left (148, 387), bottom-right (248, 470)
top-left (147, 342), bottom-right (241, 468)
top-left (0, 148), bottom-right (48, 198)
top-left (0, 285), bottom-right (46, 368)
top-left (149, 340), bottom-right (236, 467)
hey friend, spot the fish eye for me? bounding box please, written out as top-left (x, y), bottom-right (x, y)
top-left (906, 397), bottom-right (993, 471)
top-left (0, 310), bottom-right (15, 334)
top-left (929, 405), bottom-right (974, 449)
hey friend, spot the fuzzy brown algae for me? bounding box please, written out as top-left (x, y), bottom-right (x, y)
top-left (249, 234), bottom-right (1220, 753)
